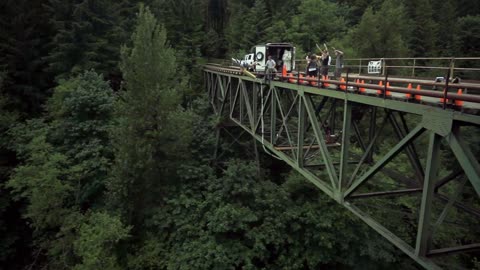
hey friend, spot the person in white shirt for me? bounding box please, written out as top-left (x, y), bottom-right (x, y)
top-left (266, 55), bottom-right (276, 80)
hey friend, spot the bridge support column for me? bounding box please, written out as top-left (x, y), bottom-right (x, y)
top-left (339, 100), bottom-right (352, 196)
top-left (416, 131), bottom-right (441, 257)
top-left (297, 94), bottom-right (305, 168)
top-left (448, 129), bottom-right (480, 196)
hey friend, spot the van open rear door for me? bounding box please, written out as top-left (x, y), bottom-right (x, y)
top-left (255, 45), bottom-right (266, 72)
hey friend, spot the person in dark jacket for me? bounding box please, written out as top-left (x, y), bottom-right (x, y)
top-left (320, 50), bottom-right (331, 77)
top-left (307, 54), bottom-right (318, 77)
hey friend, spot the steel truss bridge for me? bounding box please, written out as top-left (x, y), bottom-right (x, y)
top-left (204, 63), bottom-right (480, 269)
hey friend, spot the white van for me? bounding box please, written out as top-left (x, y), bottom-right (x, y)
top-left (246, 43), bottom-right (295, 73)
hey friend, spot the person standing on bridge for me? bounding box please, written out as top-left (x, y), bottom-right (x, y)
top-left (307, 54), bottom-right (318, 77)
top-left (266, 55), bottom-right (276, 80)
top-left (333, 47), bottom-right (344, 79)
top-left (320, 50), bottom-right (331, 77)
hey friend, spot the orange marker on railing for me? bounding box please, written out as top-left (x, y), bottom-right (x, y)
top-left (406, 83), bottom-right (412, 99)
top-left (415, 85), bottom-right (422, 101)
top-left (386, 82), bottom-right (391, 96)
top-left (288, 73), bottom-right (296, 83)
top-left (340, 77), bottom-right (346, 91)
top-left (455, 89), bottom-right (464, 107)
top-left (323, 75), bottom-right (330, 87)
top-left (377, 80), bottom-right (383, 94)
top-left (360, 80), bottom-right (365, 93)
top-left (440, 88), bottom-right (449, 103)
top-left (299, 73), bottom-right (304, 84)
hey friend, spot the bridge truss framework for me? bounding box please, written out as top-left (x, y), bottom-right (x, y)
top-left (204, 67), bottom-right (480, 270)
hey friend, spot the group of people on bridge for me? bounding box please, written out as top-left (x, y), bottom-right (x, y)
top-left (306, 44), bottom-right (344, 79)
top-left (263, 44), bottom-right (344, 80)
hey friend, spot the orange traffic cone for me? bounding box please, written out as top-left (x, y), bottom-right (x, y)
top-left (415, 85), bottom-right (422, 101)
top-left (323, 75), bottom-right (330, 87)
top-left (455, 89), bottom-right (464, 107)
top-left (282, 64), bottom-right (287, 78)
top-left (386, 82), bottom-right (391, 96)
top-left (377, 80), bottom-right (383, 94)
top-left (340, 77), bottom-right (346, 91)
top-left (440, 88), bottom-right (448, 103)
top-left (406, 83), bottom-right (412, 99)
top-left (360, 80), bottom-right (365, 93)
top-left (288, 73), bottom-right (296, 83)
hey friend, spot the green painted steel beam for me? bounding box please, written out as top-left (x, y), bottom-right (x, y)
top-left (297, 96), bottom-right (305, 167)
top-left (273, 89), bottom-right (297, 157)
top-left (303, 94), bottom-right (339, 190)
top-left (339, 100), bottom-right (352, 195)
top-left (270, 87), bottom-right (277, 143)
top-left (205, 71), bottom-right (480, 125)
top-left (344, 124), bottom-right (425, 198)
top-left (231, 118), bottom-right (335, 198)
top-left (433, 178), bottom-right (467, 231)
top-left (240, 80), bottom-right (255, 130)
top-left (271, 81), bottom-right (480, 126)
top-left (416, 132), bottom-right (441, 257)
top-left (448, 131), bottom-right (480, 197)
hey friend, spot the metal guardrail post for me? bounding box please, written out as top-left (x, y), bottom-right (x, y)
top-left (450, 57), bottom-right (455, 80)
top-left (412, 59), bottom-right (416, 77)
top-left (381, 58), bottom-right (385, 76)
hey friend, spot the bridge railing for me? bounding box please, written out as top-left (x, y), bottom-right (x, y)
top-left (296, 57), bottom-right (480, 82)
top-left (210, 56), bottom-right (480, 82)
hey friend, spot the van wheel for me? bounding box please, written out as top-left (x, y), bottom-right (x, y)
top-left (256, 52), bottom-right (264, 61)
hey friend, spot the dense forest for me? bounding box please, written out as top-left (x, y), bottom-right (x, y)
top-left (0, 0), bottom-right (479, 269)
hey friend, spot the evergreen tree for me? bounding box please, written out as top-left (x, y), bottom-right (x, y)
top-left (0, 0), bottom-right (53, 116)
top-left (151, 0), bottom-right (206, 69)
top-left (455, 15), bottom-right (480, 57)
top-left (225, 0), bottom-right (271, 54)
top-left (107, 4), bottom-right (194, 227)
top-left (432, 0), bottom-right (460, 56)
top-left (46, 0), bottom-right (130, 82)
top-left (289, 0), bottom-right (346, 53)
top-left (348, 0), bottom-right (410, 58)
top-left (405, 0), bottom-right (438, 57)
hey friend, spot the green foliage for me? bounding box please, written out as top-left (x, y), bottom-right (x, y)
top-left (346, 0), bottom-right (410, 58)
top-left (47, 71), bottom-right (115, 206)
top-left (456, 15), bottom-right (480, 57)
top-left (289, 0), bottom-right (347, 53)
top-left (127, 160), bottom-right (404, 269)
top-left (225, 0), bottom-right (271, 53)
top-left (152, 0), bottom-right (206, 68)
top-left (73, 211), bottom-right (131, 270)
top-left (432, 0), bottom-right (460, 56)
top-left (6, 70), bottom-right (118, 268)
top-left (8, 132), bottom-right (72, 230)
top-left (405, 0), bottom-right (438, 57)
